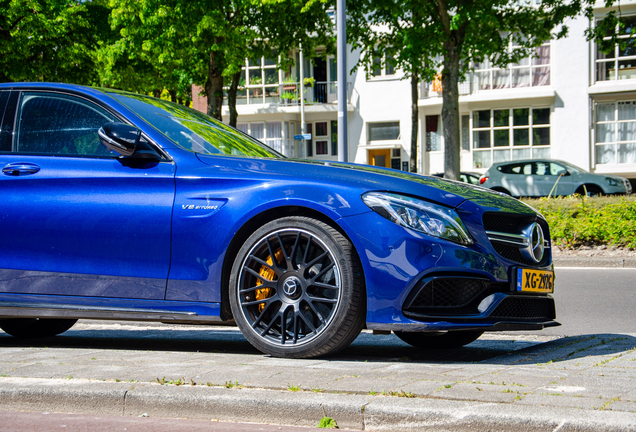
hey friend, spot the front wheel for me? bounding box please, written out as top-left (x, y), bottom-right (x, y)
top-left (229, 217), bottom-right (365, 358)
top-left (394, 330), bottom-right (484, 349)
top-left (0, 318), bottom-right (77, 338)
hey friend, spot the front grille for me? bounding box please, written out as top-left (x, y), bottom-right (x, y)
top-left (492, 243), bottom-right (526, 263)
top-left (483, 212), bottom-right (550, 266)
top-left (410, 278), bottom-right (489, 309)
top-left (483, 213), bottom-right (534, 234)
top-left (490, 296), bottom-right (556, 320)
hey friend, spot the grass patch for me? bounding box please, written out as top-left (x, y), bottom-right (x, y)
top-left (225, 380), bottom-right (242, 389)
top-left (387, 390), bottom-right (416, 398)
top-left (317, 416), bottom-right (337, 428)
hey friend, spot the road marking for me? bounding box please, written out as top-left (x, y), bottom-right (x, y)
top-left (555, 267), bottom-right (636, 270)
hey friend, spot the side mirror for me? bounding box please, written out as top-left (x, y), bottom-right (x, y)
top-left (556, 169), bottom-right (570, 177)
top-left (98, 122), bottom-right (141, 157)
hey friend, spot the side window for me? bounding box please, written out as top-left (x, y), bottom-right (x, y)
top-left (536, 162), bottom-right (552, 175)
top-left (15, 92), bottom-right (117, 156)
top-left (523, 163), bottom-right (533, 175)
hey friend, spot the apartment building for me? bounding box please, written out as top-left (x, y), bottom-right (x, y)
top-left (192, 2), bottom-right (636, 185)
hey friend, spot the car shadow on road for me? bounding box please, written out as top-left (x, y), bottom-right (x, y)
top-left (1, 324), bottom-right (634, 366)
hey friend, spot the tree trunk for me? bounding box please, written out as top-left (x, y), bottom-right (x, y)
top-left (227, 70), bottom-right (241, 127)
top-left (152, 89), bottom-right (161, 98)
top-left (204, 45), bottom-right (225, 121)
top-left (169, 90), bottom-right (177, 103)
top-left (410, 68), bottom-right (419, 173)
top-left (441, 41), bottom-right (461, 180)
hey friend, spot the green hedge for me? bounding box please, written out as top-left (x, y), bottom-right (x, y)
top-left (521, 196), bottom-right (636, 249)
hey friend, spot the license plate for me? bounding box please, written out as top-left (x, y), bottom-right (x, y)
top-left (516, 268), bottom-right (554, 293)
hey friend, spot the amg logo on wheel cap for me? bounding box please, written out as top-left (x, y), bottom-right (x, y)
top-left (521, 222), bottom-right (545, 263)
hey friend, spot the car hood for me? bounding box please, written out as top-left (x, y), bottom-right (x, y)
top-left (196, 155), bottom-right (536, 214)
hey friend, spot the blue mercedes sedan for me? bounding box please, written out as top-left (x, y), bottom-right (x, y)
top-left (0, 83), bottom-right (558, 358)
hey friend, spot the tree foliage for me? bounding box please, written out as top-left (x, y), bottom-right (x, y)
top-left (104, 0), bottom-right (334, 121)
top-left (348, 0), bottom-right (587, 178)
top-left (0, 0), bottom-right (110, 84)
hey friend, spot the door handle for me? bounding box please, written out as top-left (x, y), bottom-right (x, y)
top-left (2, 162), bottom-right (41, 176)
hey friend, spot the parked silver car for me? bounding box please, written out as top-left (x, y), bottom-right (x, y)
top-left (479, 159), bottom-right (632, 197)
top-left (432, 172), bottom-right (482, 185)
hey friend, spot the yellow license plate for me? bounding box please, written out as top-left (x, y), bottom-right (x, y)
top-left (516, 268), bottom-right (554, 293)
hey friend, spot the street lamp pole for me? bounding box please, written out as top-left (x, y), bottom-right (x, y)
top-left (299, 47), bottom-right (306, 158)
top-left (337, 0), bottom-right (347, 162)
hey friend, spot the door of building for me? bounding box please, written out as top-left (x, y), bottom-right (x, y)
top-left (368, 149), bottom-right (391, 167)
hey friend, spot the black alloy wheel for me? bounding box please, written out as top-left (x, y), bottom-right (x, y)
top-left (229, 217), bottom-right (365, 358)
top-left (0, 318), bottom-right (77, 338)
top-left (394, 330), bottom-right (484, 349)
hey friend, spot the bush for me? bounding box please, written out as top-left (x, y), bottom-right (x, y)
top-left (521, 196), bottom-right (636, 249)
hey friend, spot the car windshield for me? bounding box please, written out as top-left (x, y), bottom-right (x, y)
top-left (107, 91), bottom-right (282, 158)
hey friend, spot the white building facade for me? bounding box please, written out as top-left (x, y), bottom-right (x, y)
top-left (192, 2), bottom-right (636, 186)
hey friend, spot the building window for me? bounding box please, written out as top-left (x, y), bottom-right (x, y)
top-left (236, 121), bottom-right (283, 153)
top-left (471, 107), bottom-right (550, 169)
top-left (425, 116), bottom-right (442, 152)
top-left (461, 115), bottom-right (470, 151)
top-left (315, 122), bottom-right (328, 136)
top-left (595, 101), bottom-right (636, 164)
top-left (232, 50), bottom-right (281, 105)
top-left (316, 141), bottom-right (328, 155)
top-left (368, 121), bottom-right (400, 141)
top-left (331, 120), bottom-right (338, 155)
top-left (313, 121), bottom-right (330, 156)
top-left (306, 123), bottom-right (313, 157)
top-left (473, 42), bottom-right (550, 90)
top-left (370, 51), bottom-right (396, 78)
top-left (596, 16), bottom-right (636, 82)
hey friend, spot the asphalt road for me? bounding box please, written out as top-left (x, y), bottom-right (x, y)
top-left (0, 267), bottom-right (629, 359)
top-left (541, 267), bottom-right (636, 337)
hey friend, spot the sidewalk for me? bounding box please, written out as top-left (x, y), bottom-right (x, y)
top-left (1, 322), bottom-right (635, 431)
top-left (554, 255), bottom-right (636, 268)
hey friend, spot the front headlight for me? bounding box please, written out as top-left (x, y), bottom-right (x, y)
top-left (362, 192), bottom-right (473, 245)
top-left (606, 177), bottom-right (619, 187)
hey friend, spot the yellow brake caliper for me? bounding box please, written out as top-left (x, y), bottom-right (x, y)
top-left (255, 249), bottom-right (284, 313)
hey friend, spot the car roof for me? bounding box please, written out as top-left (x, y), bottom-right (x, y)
top-left (0, 82), bottom-right (111, 100)
top-left (490, 158), bottom-right (571, 167)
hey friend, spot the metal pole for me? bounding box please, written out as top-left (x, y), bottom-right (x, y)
top-left (337, 0), bottom-right (347, 162)
top-left (299, 47), bottom-right (306, 158)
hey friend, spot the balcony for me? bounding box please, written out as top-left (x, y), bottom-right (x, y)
top-left (420, 79), bottom-right (471, 99)
top-left (231, 81), bottom-right (352, 106)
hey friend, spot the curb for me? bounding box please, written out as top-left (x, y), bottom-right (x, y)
top-left (1, 378), bottom-right (634, 431)
top-left (553, 256), bottom-right (636, 268)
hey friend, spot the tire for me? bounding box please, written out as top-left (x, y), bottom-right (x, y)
top-left (575, 184), bottom-right (602, 197)
top-left (0, 318), bottom-right (77, 338)
top-left (394, 330), bottom-right (484, 350)
top-left (229, 217), bottom-right (365, 358)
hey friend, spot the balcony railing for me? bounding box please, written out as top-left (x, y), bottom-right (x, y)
top-left (421, 66), bottom-right (551, 99)
top-left (229, 81), bottom-right (351, 106)
top-left (420, 79), bottom-right (471, 99)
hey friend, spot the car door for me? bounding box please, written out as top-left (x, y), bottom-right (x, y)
top-left (0, 90), bottom-right (175, 299)
top-left (534, 161), bottom-right (574, 196)
top-left (501, 162), bottom-right (533, 196)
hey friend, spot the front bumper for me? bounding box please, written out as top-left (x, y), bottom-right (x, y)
top-left (338, 205), bottom-right (558, 333)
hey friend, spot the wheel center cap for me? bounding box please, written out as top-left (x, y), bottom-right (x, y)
top-left (282, 276), bottom-right (301, 297)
